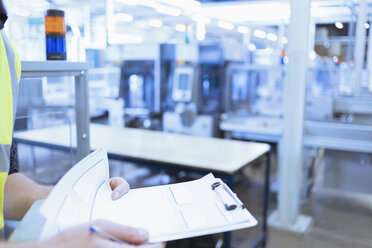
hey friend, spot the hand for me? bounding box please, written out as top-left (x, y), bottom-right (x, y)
top-left (109, 177), bottom-right (130, 200)
top-left (40, 219), bottom-right (165, 248)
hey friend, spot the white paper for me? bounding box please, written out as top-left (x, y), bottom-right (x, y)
top-left (180, 206), bottom-right (208, 229)
top-left (39, 149), bottom-right (110, 238)
top-left (170, 184), bottom-right (195, 205)
top-left (39, 149), bottom-right (257, 242)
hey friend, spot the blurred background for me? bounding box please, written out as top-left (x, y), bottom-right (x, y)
top-left (4, 0), bottom-right (372, 247)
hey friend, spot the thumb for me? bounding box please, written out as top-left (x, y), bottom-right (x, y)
top-left (110, 177), bottom-right (130, 200)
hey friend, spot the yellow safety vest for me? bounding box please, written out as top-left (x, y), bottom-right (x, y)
top-left (0, 29), bottom-right (21, 230)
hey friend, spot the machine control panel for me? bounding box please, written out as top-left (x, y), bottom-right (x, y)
top-left (172, 67), bottom-right (194, 102)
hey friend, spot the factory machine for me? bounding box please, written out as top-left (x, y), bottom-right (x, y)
top-left (304, 63), bottom-right (372, 195)
top-left (162, 44), bottom-right (227, 137)
top-left (220, 64), bottom-right (285, 143)
top-left (119, 44), bottom-right (175, 130)
top-left (220, 61), bottom-right (372, 196)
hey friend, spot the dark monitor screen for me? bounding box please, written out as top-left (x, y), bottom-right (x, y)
top-left (178, 73), bottom-right (189, 90)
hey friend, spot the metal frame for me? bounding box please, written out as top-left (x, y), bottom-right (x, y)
top-left (21, 61), bottom-right (91, 161)
top-left (276, 0), bottom-right (312, 231)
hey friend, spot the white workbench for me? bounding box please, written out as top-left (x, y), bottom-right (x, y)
top-left (14, 124), bottom-right (270, 174)
top-left (303, 120), bottom-right (372, 153)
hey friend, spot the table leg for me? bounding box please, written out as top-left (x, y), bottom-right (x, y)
top-left (262, 151), bottom-right (271, 247)
top-left (250, 151), bottom-right (271, 248)
top-left (222, 174), bottom-right (234, 248)
top-left (75, 71), bottom-right (90, 161)
top-left (223, 232), bottom-right (231, 248)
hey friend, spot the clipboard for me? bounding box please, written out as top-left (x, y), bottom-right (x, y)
top-left (38, 149), bottom-right (257, 242)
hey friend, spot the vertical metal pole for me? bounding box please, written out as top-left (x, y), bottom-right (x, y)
top-left (106, 0), bottom-right (114, 45)
top-left (354, 0), bottom-right (368, 96)
top-left (262, 151), bottom-right (271, 247)
top-left (154, 46), bottom-right (161, 113)
top-left (367, 18), bottom-right (372, 69)
top-left (308, 19), bottom-right (316, 55)
top-left (223, 65), bottom-right (233, 113)
top-left (249, 151), bottom-right (271, 248)
top-left (223, 174), bottom-right (234, 248)
top-left (347, 17), bottom-right (355, 63)
top-left (366, 17), bottom-right (372, 91)
top-left (75, 71), bottom-right (91, 161)
top-left (278, 0), bottom-right (310, 226)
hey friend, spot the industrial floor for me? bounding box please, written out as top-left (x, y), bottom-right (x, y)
top-left (232, 175), bottom-right (372, 248)
top-left (16, 145), bottom-right (372, 248)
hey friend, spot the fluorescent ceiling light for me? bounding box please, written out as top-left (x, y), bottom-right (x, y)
top-left (217, 21), bottom-right (234, 30)
top-left (192, 14), bottom-right (211, 24)
top-left (148, 19), bottom-right (163, 28)
top-left (281, 37), bottom-right (288, 44)
top-left (115, 13), bottom-right (133, 22)
top-left (237, 26), bottom-right (249, 34)
top-left (175, 24), bottom-right (186, 32)
top-left (335, 22), bottom-right (343, 29)
top-left (267, 33), bottom-right (277, 42)
top-left (253, 30), bottom-right (266, 39)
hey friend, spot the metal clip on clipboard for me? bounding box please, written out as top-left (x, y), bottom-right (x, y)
top-left (211, 181), bottom-right (245, 211)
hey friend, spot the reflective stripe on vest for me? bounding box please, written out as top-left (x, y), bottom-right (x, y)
top-left (0, 30), bottom-right (21, 230)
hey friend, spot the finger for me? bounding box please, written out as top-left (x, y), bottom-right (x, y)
top-left (94, 219), bottom-right (149, 244)
top-left (110, 177), bottom-right (130, 200)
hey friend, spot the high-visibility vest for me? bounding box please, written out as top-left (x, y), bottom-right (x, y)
top-left (0, 29), bottom-right (21, 230)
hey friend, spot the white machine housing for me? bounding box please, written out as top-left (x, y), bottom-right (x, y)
top-left (163, 112), bottom-right (215, 137)
top-left (172, 67), bottom-right (195, 102)
top-left (163, 64), bottom-right (216, 137)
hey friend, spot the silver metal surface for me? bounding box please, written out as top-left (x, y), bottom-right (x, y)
top-left (21, 61), bottom-right (91, 161)
top-left (154, 54), bottom-right (161, 113)
top-left (276, 0), bottom-right (311, 229)
top-left (304, 120), bottom-right (372, 153)
top-left (21, 61), bottom-right (90, 72)
top-left (75, 73), bottom-right (91, 160)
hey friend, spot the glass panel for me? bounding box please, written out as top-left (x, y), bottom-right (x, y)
top-left (14, 112), bottom-right (73, 185)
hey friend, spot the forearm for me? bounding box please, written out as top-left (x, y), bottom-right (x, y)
top-left (4, 173), bottom-right (53, 221)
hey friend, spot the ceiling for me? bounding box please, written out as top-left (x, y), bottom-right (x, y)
top-left (3, 0), bottom-right (364, 46)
